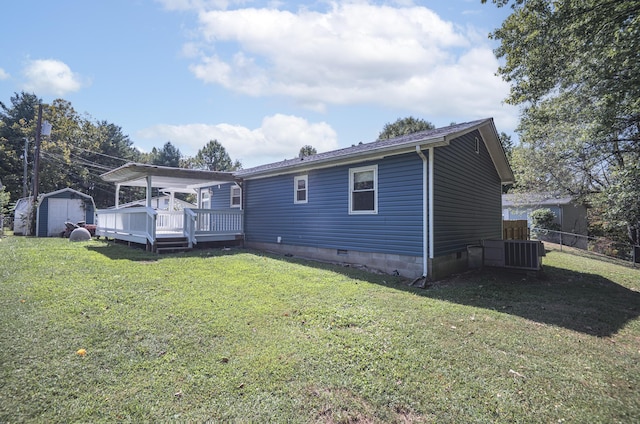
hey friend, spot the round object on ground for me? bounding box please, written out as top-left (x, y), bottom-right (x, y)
top-left (69, 227), bottom-right (91, 242)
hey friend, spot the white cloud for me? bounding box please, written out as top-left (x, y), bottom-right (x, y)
top-left (155, 0), bottom-right (229, 11)
top-left (22, 59), bottom-right (87, 96)
top-left (135, 114), bottom-right (338, 168)
top-left (0, 68), bottom-right (9, 80)
top-left (184, 2), bottom-right (513, 120)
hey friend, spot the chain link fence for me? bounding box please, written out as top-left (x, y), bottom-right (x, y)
top-left (531, 228), bottom-right (639, 266)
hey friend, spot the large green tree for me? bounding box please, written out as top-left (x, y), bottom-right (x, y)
top-left (484, 0), bottom-right (640, 244)
top-left (151, 141), bottom-right (182, 168)
top-left (0, 92), bottom-right (40, 199)
top-left (377, 116), bottom-right (435, 140)
top-left (298, 145), bottom-right (317, 158)
top-left (0, 92), bottom-right (143, 209)
top-left (193, 139), bottom-right (241, 171)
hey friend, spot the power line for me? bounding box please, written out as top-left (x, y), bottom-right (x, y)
top-left (68, 144), bottom-right (131, 163)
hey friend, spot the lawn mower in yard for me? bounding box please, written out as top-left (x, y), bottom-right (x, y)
top-left (61, 221), bottom-right (97, 238)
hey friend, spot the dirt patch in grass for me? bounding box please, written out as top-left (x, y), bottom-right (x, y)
top-left (304, 386), bottom-right (427, 424)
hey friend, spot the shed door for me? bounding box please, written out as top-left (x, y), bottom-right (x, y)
top-left (47, 198), bottom-right (85, 236)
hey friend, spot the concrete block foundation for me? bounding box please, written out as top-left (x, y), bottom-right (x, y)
top-left (245, 241), bottom-right (424, 278)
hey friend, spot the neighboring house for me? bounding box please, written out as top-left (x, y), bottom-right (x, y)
top-left (97, 118), bottom-right (513, 280)
top-left (114, 195), bottom-right (195, 211)
top-left (14, 188), bottom-right (96, 237)
top-left (502, 193), bottom-right (588, 235)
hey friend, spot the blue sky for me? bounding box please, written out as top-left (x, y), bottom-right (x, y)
top-left (1, 0), bottom-right (516, 168)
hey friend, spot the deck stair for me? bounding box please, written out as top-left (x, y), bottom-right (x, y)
top-left (155, 236), bottom-right (190, 254)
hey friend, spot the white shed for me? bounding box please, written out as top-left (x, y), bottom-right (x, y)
top-left (12, 197), bottom-right (34, 235)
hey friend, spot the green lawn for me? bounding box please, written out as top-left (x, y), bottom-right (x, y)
top-left (1, 236), bottom-right (639, 423)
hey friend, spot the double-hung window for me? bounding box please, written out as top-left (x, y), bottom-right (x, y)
top-left (230, 185), bottom-right (241, 208)
top-left (200, 189), bottom-right (211, 209)
top-left (294, 175), bottom-right (308, 204)
top-left (349, 165), bottom-right (377, 214)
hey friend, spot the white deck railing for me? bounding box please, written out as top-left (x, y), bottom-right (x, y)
top-left (182, 209), bottom-right (243, 246)
top-left (96, 207), bottom-right (243, 248)
top-left (156, 211), bottom-right (184, 232)
top-left (96, 207), bottom-right (157, 245)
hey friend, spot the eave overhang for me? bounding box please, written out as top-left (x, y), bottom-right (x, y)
top-left (100, 163), bottom-right (237, 192)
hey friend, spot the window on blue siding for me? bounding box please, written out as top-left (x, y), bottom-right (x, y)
top-left (230, 186), bottom-right (241, 208)
top-left (294, 175), bottom-right (308, 204)
top-left (349, 165), bottom-right (377, 214)
top-left (200, 189), bottom-right (211, 209)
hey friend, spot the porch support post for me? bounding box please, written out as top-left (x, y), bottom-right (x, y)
top-left (168, 191), bottom-right (175, 211)
top-left (115, 184), bottom-right (121, 208)
top-left (146, 176), bottom-right (152, 208)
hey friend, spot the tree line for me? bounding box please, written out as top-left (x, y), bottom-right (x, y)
top-left (4, 0), bottom-right (639, 252)
top-left (483, 0), bottom-right (639, 246)
top-left (0, 92), bottom-right (242, 209)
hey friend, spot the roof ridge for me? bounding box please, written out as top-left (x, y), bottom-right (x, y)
top-left (236, 118), bottom-right (491, 177)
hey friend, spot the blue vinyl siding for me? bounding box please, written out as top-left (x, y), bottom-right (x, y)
top-left (208, 183), bottom-right (238, 209)
top-left (433, 130), bottom-right (502, 256)
top-left (244, 152), bottom-right (425, 257)
top-left (37, 198), bottom-right (49, 236)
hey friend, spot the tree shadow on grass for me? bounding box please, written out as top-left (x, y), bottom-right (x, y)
top-left (416, 265), bottom-right (640, 337)
top-left (271, 253), bottom-right (640, 338)
top-left (85, 239), bottom-right (245, 262)
top-left (85, 240), bottom-right (159, 262)
top-left (85, 242), bottom-right (640, 337)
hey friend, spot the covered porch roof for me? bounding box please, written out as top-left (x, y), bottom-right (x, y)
top-left (100, 162), bottom-right (238, 193)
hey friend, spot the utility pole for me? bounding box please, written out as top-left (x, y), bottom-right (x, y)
top-left (32, 104), bottom-right (43, 201)
top-left (29, 104), bottom-right (43, 236)
top-left (29, 104), bottom-right (51, 235)
top-left (23, 138), bottom-right (29, 198)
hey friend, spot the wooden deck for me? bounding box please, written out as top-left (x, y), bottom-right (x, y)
top-left (96, 207), bottom-right (243, 252)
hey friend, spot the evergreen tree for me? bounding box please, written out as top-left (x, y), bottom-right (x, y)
top-left (378, 116), bottom-right (435, 140)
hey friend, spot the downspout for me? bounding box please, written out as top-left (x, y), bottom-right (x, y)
top-left (557, 204), bottom-right (563, 232)
top-left (416, 146), bottom-right (429, 278)
top-left (429, 146), bottom-right (434, 262)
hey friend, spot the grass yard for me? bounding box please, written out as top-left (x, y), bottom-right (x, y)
top-left (1, 236), bottom-right (639, 423)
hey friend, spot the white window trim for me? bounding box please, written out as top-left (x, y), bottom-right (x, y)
top-left (230, 185), bottom-right (242, 209)
top-left (294, 175), bottom-right (308, 204)
top-left (200, 188), bottom-right (211, 209)
top-left (349, 164), bottom-right (378, 215)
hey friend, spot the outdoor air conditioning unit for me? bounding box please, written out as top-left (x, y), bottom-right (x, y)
top-left (482, 239), bottom-right (545, 271)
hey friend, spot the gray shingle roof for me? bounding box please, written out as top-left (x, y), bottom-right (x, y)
top-left (236, 118), bottom-right (492, 178)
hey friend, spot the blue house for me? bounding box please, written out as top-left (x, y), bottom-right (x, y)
top-left (97, 118), bottom-right (513, 280)
top-left (211, 118), bottom-right (512, 280)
